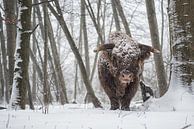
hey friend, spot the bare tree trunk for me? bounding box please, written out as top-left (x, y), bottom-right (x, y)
top-left (34, 0), bottom-right (44, 39)
top-left (160, 0), bottom-right (164, 49)
top-left (145, 0), bottom-right (168, 97)
top-left (0, 54), bottom-right (4, 99)
top-left (10, 0), bottom-right (32, 109)
top-left (168, 0), bottom-right (194, 87)
top-left (46, 10), bottom-right (68, 104)
top-left (73, 62), bottom-right (78, 103)
top-left (0, 12), bottom-right (7, 100)
top-left (111, 0), bottom-right (121, 31)
top-left (30, 49), bottom-right (43, 80)
top-left (114, 0), bottom-right (131, 36)
top-left (81, 0), bottom-right (90, 76)
top-left (73, 6), bottom-right (84, 103)
top-left (84, 0), bottom-right (104, 43)
top-left (47, 51), bottom-right (60, 102)
top-left (27, 75), bottom-right (34, 110)
top-left (90, 0), bottom-right (106, 82)
top-left (3, 0), bottom-right (16, 100)
top-left (48, 2), bottom-right (102, 108)
top-left (32, 4), bottom-right (37, 102)
top-left (43, 1), bottom-right (49, 113)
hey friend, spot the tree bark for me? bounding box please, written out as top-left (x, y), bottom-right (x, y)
top-left (0, 12), bottom-right (7, 100)
top-left (114, 0), bottom-right (131, 36)
top-left (81, 0), bottom-right (90, 76)
top-left (27, 75), bottom-right (34, 110)
top-left (111, 0), bottom-right (121, 31)
top-left (32, 4), bottom-right (37, 102)
top-left (0, 54), bottom-right (4, 99)
top-left (10, 0), bottom-right (32, 109)
top-left (168, 0), bottom-right (194, 87)
top-left (3, 0), bottom-right (16, 98)
top-left (43, 0), bottom-right (49, 113)
top-left (145, 0), bottom-right (168, 97)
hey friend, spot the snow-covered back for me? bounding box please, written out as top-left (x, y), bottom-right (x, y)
top-left (110, 32), bottom-right (141, 63)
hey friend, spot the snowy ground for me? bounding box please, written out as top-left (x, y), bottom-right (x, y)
top-left (0, 104), bottom-right (194, 129)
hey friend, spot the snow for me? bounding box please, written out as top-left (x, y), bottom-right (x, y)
top-left (0, 104), bottom-right (194, 129)
top-left (146, 58), bottom-right (194, 112)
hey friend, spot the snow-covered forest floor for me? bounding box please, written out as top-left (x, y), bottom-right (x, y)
top-left (0, 103), bottom-right (194, 129)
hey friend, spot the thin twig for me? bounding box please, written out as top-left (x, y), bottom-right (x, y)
top-left (180, 124), bottom-right (192, 129)
top-left (31, 0), bottom-right (54, 7)
top-left (31, 24), bottom-right (39, 34)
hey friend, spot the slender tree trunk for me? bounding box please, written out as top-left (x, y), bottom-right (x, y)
top-left (27, 75), bottom-right (34, 110)
top-left (73, 62), bottom-right (78, 103)
top-left (0, 54), bottom-right (4, 99)
top-left (46, 10), bottom-right (68, 104)
top-left (43, 1), bottom-right (49, 113)
top-left (32, 4), bottom-right (37, 102)
top-left (111, 0), bottom-right (121, 31)
top-left (84, 0), bottom-right (104, 43)
top-left (145, 0), bottom-right (168, 97)
top-left (34, 0), bottom-right (44, 39)
top-left (47, 51), bottom-right (60, 102)
top-left (48, 2), bottom-right (102, 108)
top-left (114, 0), bottom-right (131, 36)
top-left (10, 0), bottom-right (32, 109)
top-left (160, 0), bottom-right (164, 49)
top-left (90, 0), bottom-right (106, 82)
top-left (73, 8), bottom-right (84, 103)
top-left (29, 48), bottom-right (43, 80)
top-left (81, 0), bottom-right (90, 76)
top-left (0, 11), bottom-right (9, 103)
top-left (3, 0), bottom-right (16, 100)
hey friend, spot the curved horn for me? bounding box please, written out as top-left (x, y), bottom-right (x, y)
top-left (94, 43), bottom-right (115, 52)
top-left (138, 43), bottom-right (160, 53)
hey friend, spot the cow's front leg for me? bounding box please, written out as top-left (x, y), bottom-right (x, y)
top-left (109, 96), bottom-right (119, 110)
top-left (120, 96), bottom-right (131, 111)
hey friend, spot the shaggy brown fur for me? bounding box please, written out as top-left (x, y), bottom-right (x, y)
top-left (97, 32), bottom-right (159, 110)
top-left (98, 51), bottom-right (140, 110)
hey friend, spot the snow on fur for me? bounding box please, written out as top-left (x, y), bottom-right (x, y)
top-left (110, 32), bottom-right (141, 62)
top-left (110, 32), bottom-right (140, 69)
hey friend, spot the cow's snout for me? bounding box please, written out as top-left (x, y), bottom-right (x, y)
top-left (119, 71), bottom-right (134, 84)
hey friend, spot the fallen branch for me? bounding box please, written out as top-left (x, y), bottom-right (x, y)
top-left (181, 124), bottom-right (192, 129)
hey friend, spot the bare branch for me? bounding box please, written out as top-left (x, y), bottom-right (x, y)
top-left (31, 0), bottom-right (54, 7)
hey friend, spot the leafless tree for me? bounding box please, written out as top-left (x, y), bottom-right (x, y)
top-left (3, 0), bottom-right (17, 101)
top-left (168, 0), bottom-right (194, 88)
top-left (0, 12), bottom-right (6, 100)
top-left (145, 0), bottom-right (168, 97)
top-left (10, 0), bottom-right (32, 109)
top-left (48, 1), bottom-right (102, 108)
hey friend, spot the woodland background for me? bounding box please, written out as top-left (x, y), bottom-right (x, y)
top-left (0, 0), bottom-right (193, 111)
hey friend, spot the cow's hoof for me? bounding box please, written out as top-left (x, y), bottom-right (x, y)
top-left (110, 106), bottom-right (119, 110)
top-left (121, 107), bottom-right (130, 111)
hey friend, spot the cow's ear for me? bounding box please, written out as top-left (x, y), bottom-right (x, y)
top-left (94, 43), bottom-right (115, 52)
top-left (138, 43), bottom-right (160, 54)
